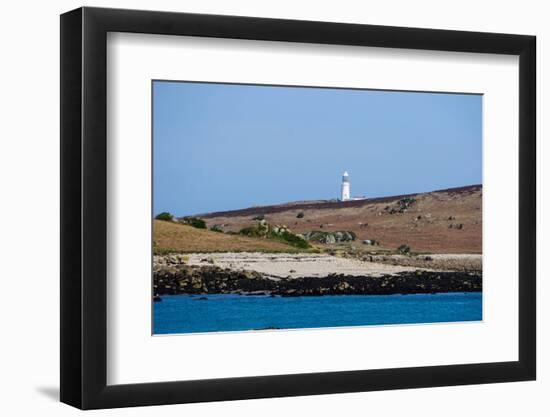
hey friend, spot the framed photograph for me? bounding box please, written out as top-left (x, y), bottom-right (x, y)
top-left (60, 7), bottom-right (536, 409)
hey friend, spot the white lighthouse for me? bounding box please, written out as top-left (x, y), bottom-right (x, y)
top-left (341, 171), bottom-right (351, 201)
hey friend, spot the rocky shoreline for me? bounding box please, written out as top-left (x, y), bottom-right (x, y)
top-left (154, 263), bottom-right (482, 297)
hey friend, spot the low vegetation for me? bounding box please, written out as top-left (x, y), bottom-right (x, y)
top-left (153, 220), bottom-right (312, 254)
top-left (239, 220), bottom-right (311, 249)
top-left (210, 224), bottom-right (224, 233)
top-left (155, 212), bottom-right (174, 221)
top-left (181, 216), bottom-right (207, 229)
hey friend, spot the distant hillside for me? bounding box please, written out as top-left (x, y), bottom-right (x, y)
top-left (195, 185), bottom-right (482, 254)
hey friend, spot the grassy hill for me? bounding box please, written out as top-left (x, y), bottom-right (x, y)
top-left (153, 220), bottom-right (313, 254)
top-left (197, 185), bottom-right (482, 254)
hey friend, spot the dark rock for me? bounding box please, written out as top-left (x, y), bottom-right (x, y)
top-left (303, 230), bottom-right (356, 244)
top-left (385, 197), bottom-right (416, 214)
top-left (154, 264), bottom-right (482, 297)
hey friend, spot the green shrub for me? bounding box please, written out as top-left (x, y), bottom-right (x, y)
top-left (239, 226), bottom-right (263, 237)
top-left (239, 223), bottom-right (311, 249)
top-left (296, 212), bottom-right (304, 218)
top-left (210, 224), bottom-right (224, 233)
top-left (155, 212), bottom-right (173, 221)
top-left (182, 217), bottom-right (206, 229)
top-left (274, 230), bottom-right (310, 249)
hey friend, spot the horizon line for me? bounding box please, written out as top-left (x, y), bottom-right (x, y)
top-left (170, 183), bottom-right (482, 219)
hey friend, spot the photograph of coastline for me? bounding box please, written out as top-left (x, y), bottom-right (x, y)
top-left (152, 81), bottom-right (482, 335)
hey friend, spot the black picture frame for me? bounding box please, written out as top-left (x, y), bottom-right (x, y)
top-left (60, 6), bottom-right (536, 410)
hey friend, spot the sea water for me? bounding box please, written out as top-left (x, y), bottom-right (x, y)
top-left (153, 292), bottom-right (482, 334)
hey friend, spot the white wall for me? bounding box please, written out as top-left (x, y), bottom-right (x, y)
top-left (0, 0), bottom-right (546, 415)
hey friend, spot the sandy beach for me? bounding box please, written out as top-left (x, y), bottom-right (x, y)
top-left (155, 252), bottom-right (429, 279)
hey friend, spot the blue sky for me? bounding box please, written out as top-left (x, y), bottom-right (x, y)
top-left (153, 81), bottom-right (482, 217)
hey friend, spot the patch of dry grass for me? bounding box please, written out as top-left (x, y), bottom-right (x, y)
top-left (153, 220), bottom-right (312, 254)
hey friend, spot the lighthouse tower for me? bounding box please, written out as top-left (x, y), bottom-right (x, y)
top-left (341, 171), bottom-right (350, 201)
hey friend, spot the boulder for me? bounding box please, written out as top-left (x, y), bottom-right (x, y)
top-left (303, 230), bottom-right (356, 244)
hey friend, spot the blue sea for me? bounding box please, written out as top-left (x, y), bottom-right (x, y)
top-left (153, 292), bottom-right (482, 334)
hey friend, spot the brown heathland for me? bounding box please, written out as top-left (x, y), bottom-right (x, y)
top-left (153, 220), bottom-right (309, 254)
top-left (198, 185), bottom-right (482, 254)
